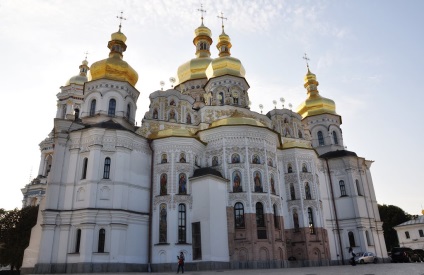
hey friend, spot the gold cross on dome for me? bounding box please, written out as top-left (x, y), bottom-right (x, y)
top-left (197, 4), bottom-right (206, 24)
top-left (217, 12), bottom-right (227, 32)
top-left (116, 11), bottom-right (127, 32)
top-left (84, 51), bottom-right (89, 60)
top-left (303, 53), bottom-right (310, 69)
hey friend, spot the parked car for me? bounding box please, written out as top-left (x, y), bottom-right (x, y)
top-left (355, 252), bottom-right (377, 264)
top-left (413, 249), bottom-right (424, 262)
top-left (391, 247), bottom-right (420, 263)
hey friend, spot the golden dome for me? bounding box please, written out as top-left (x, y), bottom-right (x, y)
top-left (206, 30), bottom-right (245, 79)
top-left (88, 30), bottom-right (138, 86)
top-left (297, 68), bottom-right (337, 118)
top-left (66, 59), bottom-right (89, 85)
top-left (176, 23), bottom-right (213, 84)
top-left (149, 128), bottom-right (194, 139)
top-left (209, 110), bottom-right (265, 128)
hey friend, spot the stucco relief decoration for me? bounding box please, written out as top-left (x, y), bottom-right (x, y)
top-left (172, 195), bottom-right (193, 209)
top-left (153, 195), bottom-right (171, 210)
top-left (228, 193), bottom-right (248, 207)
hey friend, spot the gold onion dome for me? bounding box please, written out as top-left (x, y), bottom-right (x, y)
top-left (206, 30), bottom-right (245, 79)
top-left (66, 59), bottom-right (89, 85)
top-left (209, 110), bottom-right (264, 128)
top-left (177, 23), bottom-right (213, 84)
top-left (297, 68), bottom-right (336, 118)
top-left (89, 29), bottom-right (138, 86)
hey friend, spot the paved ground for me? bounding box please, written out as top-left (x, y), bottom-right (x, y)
top-left (33, 263), bottom-right (424, 275)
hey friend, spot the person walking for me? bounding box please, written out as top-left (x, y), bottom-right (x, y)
top-left (348, 247), bottom-right (356, 266)
top-left (177, 251), bottom-right (185, 273)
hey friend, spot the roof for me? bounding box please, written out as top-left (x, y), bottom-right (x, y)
top-left (84, 119), bottom-right (134, 131)
top-left (395, 215), bottom-right (424, 227)
top-left (319, 149), bottom-right (358, 159)
top-left (192, 167), bottom-right (223, 178)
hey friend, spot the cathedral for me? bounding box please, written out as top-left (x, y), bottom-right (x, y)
top-left (21, 14), bottom-right (387, 274)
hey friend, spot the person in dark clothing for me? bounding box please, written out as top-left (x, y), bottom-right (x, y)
top-left (348, 247), bottom-right (356, 266)
top-left (177, 251), bottom-right (185, 273)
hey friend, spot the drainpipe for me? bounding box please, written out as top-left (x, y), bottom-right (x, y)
top-left (147, 139), bottom-right (154, 272)
top-left (325, 158), bottom-right (344, 264)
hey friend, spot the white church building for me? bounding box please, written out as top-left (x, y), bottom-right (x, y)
top-left (21, 16), bottom-right (387, 274)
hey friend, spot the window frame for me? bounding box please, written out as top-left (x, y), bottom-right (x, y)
top-left (178, 204), bottom-right (187, 243)
top-left (108, 98), bottom-right (116, 116)
top-left (103, 157), bottom-right (111, 179)
top-left (234, 202), bottom-right (245, 229)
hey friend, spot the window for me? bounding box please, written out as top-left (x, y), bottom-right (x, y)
top-left (270, 174), bottom-right (276, 194)
top-left (419, 229), bottom-right (424, 237)
top-left (290, 183), bottom-right (296, 200)
top-left (273, 204), bottom-right (279, 229)
top-left (348, 231), bottom-right (356, 247)
top-left (161, 154), bottom-right (167, 163)
top-left (219, 92), bottom-right (224, 105)
top-left (365, 230), bottom-right (372, 246)
top-left (98, 229), bottom-right (105, 252)
top-left (62, 105), bottom-right (67, 119)
top-left (288, 164), bottom-right (293, 173)
top-left (82, 158), bottom-right (88, 179)
top-left (356, 179), bottom-right (362, 196)
top-left (159, 204), bottom-right (167, 243)
top-left (75, 229), bottom-right (81, 253)
top-left (108, 99), bottom-right (116, 116)
top-left (192, 222), bottom-right (202, 260)
top-left (234, 202), bottom-right (245, 228)
top-left (153, 109), bottom-right (158, 119)
top-left (160, 174), bottom-right (167, 195)
top-left (298, 130), bottom-right (303, 139)
top-left (318, 131), bottom-right (324, 146)
top-left (186, 114), bottom-right (192, 124)
top-left (179, 153), bottom-right (186, 163)
top-left (305, 182), bottom-right (312, 200)
top-left (256, 202), bottom-right (267, 239)
top-left (103, 157), bottom-right (111, 179)
top-left (339, 180), bottom-right (347, 196)
top-left (293, 210), bottom-right (300, 232)
top-left (90, 99), bottom-right (96, 116)
top-left (405, 231), bottom-right (410, 239)
top-left (333, 131), bottom-right (339, 145)
top-left (74, 108), bottom-right (80, 121)
top-left (126, 104), bottom-right (130, 120)
top-left (178, 204), bottom-right (186, 243)
top-left (302, 163), bottom-right (308, 172)
top-left (308, 208), bottom-right (315, 234)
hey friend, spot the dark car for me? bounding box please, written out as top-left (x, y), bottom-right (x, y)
top-left (391, 247), bottom-right (420, 263)
top-left (413, 249), bottom-right (424, 262)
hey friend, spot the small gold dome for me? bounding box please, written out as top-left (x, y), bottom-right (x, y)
top-left (297, 68), bottom-right (336, 118)
top-left (66, 60), bottom-right (89, 85)
top-left (209, 110), bottom-right (264, 128)
top-left (206, 31), bottom-right (246, 79)
top-left (88, 30), bottom-right (138, 86)
top-left (176, 23), bottom-right (213, 84)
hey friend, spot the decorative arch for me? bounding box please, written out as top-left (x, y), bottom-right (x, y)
top-left (259, 247), bottom-right (269, 261)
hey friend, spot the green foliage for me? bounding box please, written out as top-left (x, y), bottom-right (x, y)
top-left (0, 206), bottom-right (39, 271)
top-left (378, 204), bottom-right (411, 251)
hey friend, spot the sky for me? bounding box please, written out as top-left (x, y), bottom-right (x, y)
top-left (0, 0), bottom-right (423, 215)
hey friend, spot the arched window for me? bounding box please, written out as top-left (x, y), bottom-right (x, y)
top-left (160, 174), bottom-right (167, 195)
top-left (74, 108), bottom-right (80, 121)
top-left (178, 204), bottom-right (186, 243)
top-left (178, 173), bottom-right (187, 195)
top-left (308, 208), bottom-right (315, 234)
top-left (305, 182), bottom-right (312, 199)
top-left (62, 105), bottom-right (67, 119)
top-left (234, 202), bottom-right (245, 228)
top-left (81, 157), bottom-right (88, 179)
top-left (90, 99), bottom-right (96, 116)
top-left (179, 153), bottom-right (186, 163)
top-left (186, 113), bottom-right (192, 124)
top-left (356, 179), bottom-right (362, 196)
top-left (159, 204), bottom-right (167, 243)
top-left (75, 229), bottom-right (81, 253)
top-left (293, 210), bottom-right (300, 232)
top-left (288, 164), bottom-right (293, 173)
top-left (231, 153), bottom-right (240, 163)
top-left (126, 104), bottom-right (131, 120)
top-left (339, 180), bottom-right (347, 196)
top-left (302, 163), bottom-right (308, 172)
top-left (253, 172), bottom-right (263, 192)
top-left (256, 202), bottom-right (267, 239)
top-left (108, 99), bottom-right (116, 116)
top-left (161, 154), bottom-right (167, 163)
top-left (98, 229), bottom-right (105, 253)
top-left (232, 171), bottom-right (242, 192)
top-left (298, 130), bottom-right (303, 139)
top-left (365, 230), bottom-right (372, 246)
top-left (219, 92), bottom-right (224, 105)
top-left (170, 99), bottom-right (175, 106)
top-left (290, 183), bottom-right (296, 200)
top-left (348, 231), bottom-right (356, 247)
top-left (317, 131), bottom-right (324, 146)
top-left (273, 204), bottom-right (279, 229)
top-left (153, 109), bottom-right (158, 119)
top-left (270, 174), bottom-right (276, 194)
top-left (405, 231), bottom-right (410, 239)
top-left (103, 157), bottom-right (111, 179)
top-left (333, 131), bottom-right (339, 145)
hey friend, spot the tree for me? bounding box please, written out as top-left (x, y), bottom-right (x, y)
top-left (0, 206), bottom-right (38, 271)
top-left (378, 204), bottom-right (411, 251)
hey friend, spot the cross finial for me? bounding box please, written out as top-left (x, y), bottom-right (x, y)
top-left (84, 51), bottom-right (89, 61)
top-left (217, 12), bottom-right (227, 32)
top-left (116, 11), bottom-right (126, 32)
top-left (303, 53), bottom-right (310, 69)
top-left (197, 4), bottom-right (206, 24)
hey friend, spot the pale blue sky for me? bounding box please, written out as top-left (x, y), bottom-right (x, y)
top-left (0, 0), bottom-right (422, 214)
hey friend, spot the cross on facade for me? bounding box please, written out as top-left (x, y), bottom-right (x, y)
top-left (217, 12), bottom-right (227, 32)
top-left (116, 11), bottom-right (126, 32)
top-left (303, 53), bottom-right (310, 69)
top-left (197, 4), bottom-right (206, 24)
